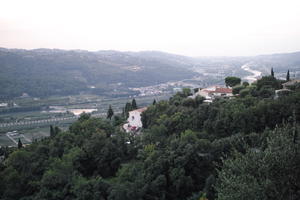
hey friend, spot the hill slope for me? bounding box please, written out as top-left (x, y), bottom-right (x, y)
top-left (0, 48), bottom-right (196, 98)
top-left (1, 48), bottom-right (300, 98)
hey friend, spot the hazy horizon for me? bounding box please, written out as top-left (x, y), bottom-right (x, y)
top-left (1, 0), bottom-right (300, 57)
top-left (2, 46), bottom-right (300, 58)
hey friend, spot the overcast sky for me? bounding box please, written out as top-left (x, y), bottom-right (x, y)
top-left (0, 0), bottom-right (300, 56)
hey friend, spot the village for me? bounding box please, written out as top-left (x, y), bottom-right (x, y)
top-left (123, 76), bottom-right (300, 133)
top-left (123, 84), bottom-right (234, 132)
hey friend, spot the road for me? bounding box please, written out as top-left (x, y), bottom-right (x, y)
top-left (6, 132), bottom-right (32, 144)
top-left (0, 116), bottom-right (78, 129)
top-left (241, 63), bottom-right (262, 83)
top-left (0, 112), bottom-right (121, 130)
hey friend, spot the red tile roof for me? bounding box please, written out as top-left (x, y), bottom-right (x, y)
top-left (214, 87), bottom-right (232, 93)
top-left (202, 87), bottom-right (232, 94)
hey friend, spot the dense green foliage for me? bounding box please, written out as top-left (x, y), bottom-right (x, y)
top-left (224, 76), bottom-right (241, 87)
top-left (1, 76), bottom-right (300, 199)
top-left (216, 126), bottom-right (300, 200)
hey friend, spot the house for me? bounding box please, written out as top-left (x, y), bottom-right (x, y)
top-left (213, 87), bottom-right (233, 97)
top-left (282, 79), bottom-right (300, 89)
top-left (123, 107), bottom-right (147, 132)
top-left (193, 86), bottom-right (233, 101)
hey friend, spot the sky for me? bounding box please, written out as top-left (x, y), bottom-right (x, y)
top-left (0, 0), bottom-right (300, 56)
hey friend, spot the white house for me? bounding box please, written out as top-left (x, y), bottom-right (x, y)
top-left (192, 86), bottom-right (233, 101)
top-left (123, 107), bottom-right (147, 132)
top-left (211, 87), bottom-right (233, 97)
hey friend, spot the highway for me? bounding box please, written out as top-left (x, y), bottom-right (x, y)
top-left (0, 112), bottom-right (120, 130)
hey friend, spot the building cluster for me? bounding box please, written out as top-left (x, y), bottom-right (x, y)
top-left (123, 85), bottom-right (233, 133)
top-left (190, 86), bottom-right (233, 103)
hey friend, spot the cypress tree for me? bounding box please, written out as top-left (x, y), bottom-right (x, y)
top-left (287, 70), bottom-right (290, 81)
top-left (18, 138), bottom-right (23, 149)
top-left (271, 68), bottom-right (274, 77)
top-left (153, 99), bottom-right (156, 105)
top-left (121, 107), bottom-right (125, 118)
top-left (132, 98), bottom-right (137, 110)
top-left (54, 127), bottom-right (60, 136)
top-left (124, 102), bottom-right (132, 118)
top-left (107, 105), bottom-right (114, 120)
top-left (50, 125), bottom-right (55, 137)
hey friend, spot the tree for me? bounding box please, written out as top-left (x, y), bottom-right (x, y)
top-left (50, 125), bottom-right (60, 137)
top-left (232, 85), bottom-right (245, 95)
top-left (78, 113), bottom-right (91, 122)
top-left (141, 112), bottom-right (148, 129)
top-left (216, 126), bottom-right (300, 200)
top-left (225, 77), bottom-right (241, 87)
top-left (55, 126), bottom-right (61, 136)
top-left (107, 105), bottom-right (114, 120)
top-left (124, 102), bottom-right (132, 118)
top-left (242, 81), bottom-right (249, 87)
top-left (50, 125), bottom-right (55, 137)
top-left (239, 88), bottom-right (251, 98)
top-left (152, 99), bottom-right (156, 105)
top-left (17, 139), bottom-right (22, 149)
top-left (195, 96), bottom-right (205, 105)
top-left (182, 98), bottom-right (196, 108)
top-left (256, 76), bottom-right (281, 91)
top-left (271, 67), bottom-right (274, 77)
top-left (113, 115), bottom-right (124, 126)
top-left (131, 99), bottom-right (137, 110)
top-left (121, 107), bottom-right (126, 118)
top-left (182, 88), bottom-right (192, 97)
top-left (287, 70), bottom-right (290, 81)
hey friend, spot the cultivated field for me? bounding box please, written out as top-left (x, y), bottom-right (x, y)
top-left (0, 94), bottom-right (170, 146)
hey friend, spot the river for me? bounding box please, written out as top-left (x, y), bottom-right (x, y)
top-left (241, 63), bottom-right (262, 83)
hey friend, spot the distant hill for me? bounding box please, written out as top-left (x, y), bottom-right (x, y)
top-left (255, 51), bottom-right (300, 66)
top-left (251, 51), bottom-right (300, 77)
top-left (1, 48), bottom-right (300, 99)
top-left (0, 48), bottom-right (196, 98)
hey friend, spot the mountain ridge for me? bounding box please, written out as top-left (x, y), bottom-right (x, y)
top-left (1, 47), bottom-right (300, 99)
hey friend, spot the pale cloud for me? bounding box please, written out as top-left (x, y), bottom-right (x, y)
top-left (0, 0), bottom-right (300, 56)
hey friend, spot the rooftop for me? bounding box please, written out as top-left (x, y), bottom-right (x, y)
top-left (214, 87), bottom-right (232, 93)
top-left (282, 79), bottom-right (300, 86)
top-left (129, 107), bottom-right (148, 113)
top-left (202, 87), bottom-right (232, 94)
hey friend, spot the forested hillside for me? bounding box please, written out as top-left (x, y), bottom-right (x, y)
top-left (1, 76), bottom-right (300, 200)
top-left (1, 47), bottom-right (300, 99)
top-left (0, 48), bottom-right (195, 98)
